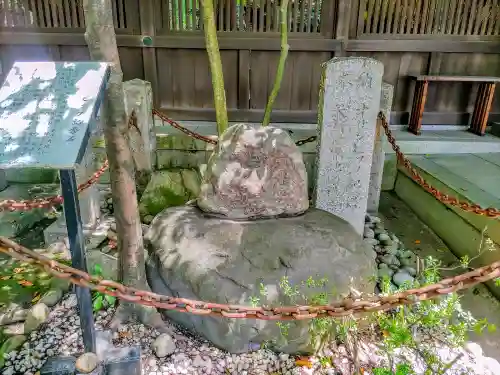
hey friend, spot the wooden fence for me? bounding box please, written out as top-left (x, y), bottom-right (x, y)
top-left (1, 0), bottom-right (500, 125)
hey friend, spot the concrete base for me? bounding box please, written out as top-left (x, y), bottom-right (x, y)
top-left (394, 165), bottom-right (500, 300)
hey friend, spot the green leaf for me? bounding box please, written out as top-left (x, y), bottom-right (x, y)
top-left (105, 295), bottom-right (117, 307)
top-left (93, 295), bottom-right (104, 312)
top-left (93, 264), bottom-right (103, 276)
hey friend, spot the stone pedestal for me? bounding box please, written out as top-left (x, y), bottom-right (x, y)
top-left (124, 79), bottom-right (156, 175)
top-left (313, 57), bottom-right (383, 236)
top-left (0, 170), bottom-right (7, 191)
top-left (367, 83), bottom-right (394, 213)
top-left (43, 146), bottom-right (100, 245)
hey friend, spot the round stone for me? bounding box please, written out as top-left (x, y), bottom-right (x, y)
top-left (145, 206), bottom-right (376, 354)
top-left (152, 333), bottom-right (176, 358)
top-left (392, 271), bottom-right (415, 287)
top-left (197, 124), bottom-right (309, 219)
top-left (76, 352), bottom-right (99, 373)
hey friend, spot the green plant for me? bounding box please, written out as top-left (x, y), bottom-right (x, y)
top-left (91, 264), bottom-right (117, 312)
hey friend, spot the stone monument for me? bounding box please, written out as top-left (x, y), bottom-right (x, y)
top-left (197, 123), bottom-right (309, 219)
top-left (313, 57), bottom-right (383, 236)
top-left (0, 60), bottom-right (112, 353)
top-left (368, 83), bottom-right (394, 213)
top-left (145, 82), bottom-right (377, 353)
top-left (124, 79), bottom-right (156, 178)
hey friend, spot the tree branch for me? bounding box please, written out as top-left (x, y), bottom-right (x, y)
top-left (262, 0), bottom-right (289, 127)
top-left (200, 0), bottom-right (229, 135)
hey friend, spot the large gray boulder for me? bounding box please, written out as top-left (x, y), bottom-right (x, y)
top-left (197, 124), bottom-right (309, 219)
top-left (145, 205), bottom-right (376, 354)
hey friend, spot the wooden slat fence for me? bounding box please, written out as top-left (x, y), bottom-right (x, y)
top-left (359, 0), bottom-right (500, 36)
top-left (0, 0), bottom-right (499, 125)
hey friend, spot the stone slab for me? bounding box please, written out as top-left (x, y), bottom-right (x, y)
top-left (0, 62), bottom-right (109, 169)
top-left (0, 169), bottom-right (6, 191)
top-left (313, 57), bottom-right (383, 235)
top-left (0, 184), bottom-right (59, 238)
top-left (368, 82), bottom-right (394, 213)
top-left (124, 79), bottom-right (156, 173)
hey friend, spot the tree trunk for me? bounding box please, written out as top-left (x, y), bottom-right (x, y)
top-left (83, 0), bottom-right (168, 330)
top-left (200, 0), bottom-right (229, 135)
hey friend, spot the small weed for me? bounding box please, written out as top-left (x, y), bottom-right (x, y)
top-left (90, 264), bottom-right (117, 312)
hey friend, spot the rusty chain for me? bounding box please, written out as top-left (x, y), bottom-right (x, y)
top-left (0, 110), bottom-right (500, 319)
top-left (153, 108), bottom-right (318, 147)
top-left (2, 108), bottom-right (499, 221)
top-left (0, 236), bottom-right (499, 320)
top-left (378, 112), bottom-right (500, 219)
top-left (0, 112), bottom-right (138, 212)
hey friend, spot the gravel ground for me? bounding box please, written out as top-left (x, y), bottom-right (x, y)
top-left (1, 205), bottom-right (500, 375)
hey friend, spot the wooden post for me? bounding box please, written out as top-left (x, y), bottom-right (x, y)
top-left (469, 82), bottom-right (496, 136)
top-left (139, 0), bottom-right (159, 107)
top-left (408, 79), bottom-right (428, 135)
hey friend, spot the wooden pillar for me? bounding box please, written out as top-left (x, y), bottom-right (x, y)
top-left (408, 80), bottom-right (428, 135)
top-left (469, 82), bottom-right (496, 136)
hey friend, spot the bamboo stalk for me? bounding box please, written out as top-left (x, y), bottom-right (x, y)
top-left (262, 0), bottom-right (289, 126)
top-left (200, 0), bottom-right (229, 134)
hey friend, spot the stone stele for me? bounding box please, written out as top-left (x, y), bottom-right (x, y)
top-left (145, 205), bottom-right (376, 354)
top-left (197, 124), bottom-right (309, 219)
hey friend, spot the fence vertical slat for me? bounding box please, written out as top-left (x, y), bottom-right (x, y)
top-left (458, 0), bottom-right (470, 34)
top-left (472, 1), bottom-right (484, 35)
top-left (467, 0), bottom-right (478, 34)
top-left (251, 0), bottom-right (257, 31)
top-left (445, 0), bottom-right (457, 33)
top-left (378, 0), bottom-right (388, 34)
top-left (418, 0), bottom-right (428, 33)
top-left (178, 0), bottom-right (184, 30)
top-left (492, 2), bottom-right (500, 35)
top-left (364, 0), bottom-right (375, 33)
top-left (224, 0), bottom-right (230, 31)
top-left (42, 0), bottom-right (52, 27)
top-left (431, 0), bottom-right (442, 34)
top-left (50, 0), bottom-right (59, 27)
top-left (452, 0), bottom-right (463, 34)
top-left (196, 0), bottom-right (201, 30)
top-left (480, 0), bottom-right (492, 35)
top-left (440, 0), bottom-right (450, 34)
top-left (313, 0), bottom-right (320, 32)
top-left (306, 0), bottom-right (313, 32)
top-left (62, 0), bottom-right (72, 27)
top-left (293, 0), bottom-right (298, 31)
top-left (486, 1), bottom-right (497, 35)
top-left (392, 0), bottom-right (402, 33)
top-left (286, 0), bottom-right (292, 31)
top-left (4, 0), bottom-right (13, 26)
top-left (265, 0), bottom-right (271, 31)
top-left (405, 0), bottom-right (414, 34)
top-left (299, 0), bottom-right (306, 32)
top-left (28, 0), bottom-right (39, 26)
top-left (385, 0), bottom-right (395, 33)
top-left (398, 0), bottom-right (407, 33)
top-left (425, 0), bottom-right (435, 34)
top-left (372, 0), bottom-right (381, 33)
top-left (58, 0), bottom-right (66, 27)
top-left (77, 0), bottom-right (85, 28)
top-left (232, 0), bottom-right (238, 31)
top-left (412, 0), bottom-right (422, 34)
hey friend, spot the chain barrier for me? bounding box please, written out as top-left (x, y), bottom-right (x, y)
top-left (377, 112), bottom-right (500, 219)
top-left (153, 108), bottom-right (318, 147)
top-left (0, 110), bottom-right (138, 212)
top-left (0, 110), bottom-right (500, 319)
top-left (0, 236), bottom-right (499, 320)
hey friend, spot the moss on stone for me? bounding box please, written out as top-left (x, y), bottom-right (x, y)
top-left (139, 170), bottom-right (201, 218)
